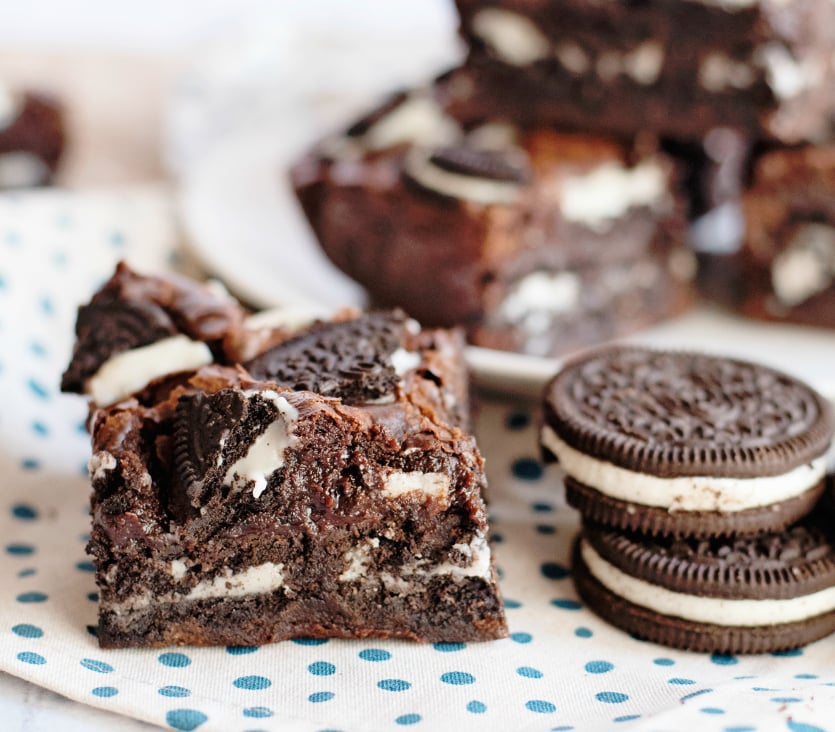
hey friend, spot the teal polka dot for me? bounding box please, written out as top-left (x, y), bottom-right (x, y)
top-left (787, 721), bottom-right (826, 732)
top-left (504, 598), bottom-right (522, 609)
top-left (536, 525), bottom-right (556, 535)
top-left (711, 654), bottom-right (738, 665)
top-left (243, 707), bottom-right (273, 718)
top-left (614, 715), bottom-right (640, 723)
top-left (551, 599), bottom-right (582, 610)
top-left (359, 649), bottom-right (391, 662)
top-left (17, 591), bottom-right (47, 603)
top-left (234, 675), bottom-right (271, 690)
top-left (505, 412), bottom-right (530, 429)
top-left (87, 592), bottom-right (99, 602)
top-left (165, 709), bottom-right (208, 730)
top-left (308, 691), bottom-right (334, 703)
top-left (378, 679), bottom-right (411, 692)
top-left (585, 661), bottom-right (614, 674)
top-left (654, 658), bottom-right (675, 666)
top-left (308, 662), bottom-right (336, 676)
top-left (433, 642), bottom-right (465, 652)
top-left (795, 674), bottom-right (818, 679)
top-left (681, 689), bottom-right (713, 702)
top-left (395, 714), bottom-right (421, 726)
top-left (725, 727), bottom-right (756, 732)
top-left (525, 699), bottom-right (556, 713)
top-left (517, 666), bottom-right (543, 679)
top-left (12, 624), bottom-right (43, 638)
top-left (80, 659), bottom-right (113, 674)
top-left (511, 632), bottom-right (532, 643)
top-left (18, 568), bottom-right (36, 578)
top-left (17, 652), bottom-right (45, 665)
top-left (31, 421), bottom-right (48, 436)
top-left (596, 692), bottom-right (629, 704)
top-left (227, 646), bottom-right (258, 655)
top-left (772, 648), bottom-right (803, 657)
top-left (20, 458), bottom-right (40, 471)
top-left (12, 504), bottom-right (38, 520)
top-left (75, 561), bottom-right (95, 573)
top-left (159, 652), bottom-right (191, 668)
top-left (6, 543), bottom-right (34, 556)
top-left (575, 627), bottom-right (593, 638)
top-left (293, 638), bottom-right (328, 646)
top-left (159, 686), bottom-right (191, 698)
top-left (512, 458), bottom-right (544, 480)
top-left (771, 697), bottom-right (802, 703)
top-left (467, 700), bottom-right (486, 714)
top-left (531, 502), bottom-right (553, 513)
top-left (541, 562), bottom-right (570, 580)
top-left (701, 708), bottom-right (725, 715)
top-left (441, 671), bottom-right (475, 685)
top-left (27, 378), bottom-right (49, 400)
top-left (92, 686), bottom-right (118, 697)
top-left (669, 678), bottom-right (696, 685)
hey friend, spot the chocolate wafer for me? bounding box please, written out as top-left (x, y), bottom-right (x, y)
top-left (573, 518), bottom-right (835, 654)
top-left (541, 347), bottom-right (834, 537)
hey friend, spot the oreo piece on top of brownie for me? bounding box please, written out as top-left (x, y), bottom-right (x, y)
top-left (573, 516), bottom-right (835, 654)
top-left (451, 0), bottom-right (835, 144)
top-left (292, 77), bottom-right (695, 357)
top-left (0, 85), bottom-right (65, 188)
top-left (85, 327), bottom-right (505, 646)
top-left (541, 347), bottom-right (834, 538)
top-left (61, 262), bottom-right (246, 406)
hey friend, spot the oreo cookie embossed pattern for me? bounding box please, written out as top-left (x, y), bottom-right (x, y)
top-left (542, 346), bottom-right (835, 653)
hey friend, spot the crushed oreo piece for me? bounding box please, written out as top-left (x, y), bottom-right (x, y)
top-left (61, 301), bottom-right (176, 392)
top-left (244, 312), bottom-right (409, 404)
top-left (429, 145), bottom-right (531, 183)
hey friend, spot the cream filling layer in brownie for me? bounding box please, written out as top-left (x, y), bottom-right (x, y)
top-left (223, 390), bottom-right (299, 499)
top-left (581, 540), bottom-right (835, 627)
top-left (87, 335), bottom-right (213, 406)
top-left (106, 561), bottom-right (286, 617)
top-left (542, 425), bottom-right (827, 512)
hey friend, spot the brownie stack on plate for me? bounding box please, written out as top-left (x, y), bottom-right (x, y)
top-left (62, 263), bottom-right (508, 648)
top-left (541, 346), bottom-right (835, 653)
top-left (291, 0), bottom-right (835, 356)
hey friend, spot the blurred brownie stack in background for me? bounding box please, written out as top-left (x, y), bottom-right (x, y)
top-left (292, 1), bottom-right (835, 356)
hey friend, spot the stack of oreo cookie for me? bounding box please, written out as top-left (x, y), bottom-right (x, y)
top-left (541, 346), bottom-right (835, 653)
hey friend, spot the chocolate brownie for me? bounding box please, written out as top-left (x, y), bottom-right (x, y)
top-left (573, 517), bottom-right (835, 653)
top-left (542, 347), bottom-right (834, 537)
top-left (703, 145), bottom-right (835, 329)
top-left (84, 324), bottom-right (506, 646)
top-left (61, 262), bottom-right (246, 406)
top-left (0, 86), bottom-right (64, 187)
top-left (450, 0), bottom-right (835, 143)
top-left (292, 78), bottom-right (695, 357)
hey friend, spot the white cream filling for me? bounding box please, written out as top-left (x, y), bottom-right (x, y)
top-left (382, 470), bottom-right (451, 501)
top-left (471, 8), bottom-right (550, 66)
top-left (0, 152), bottom-right (50, 188)
top-left (581, 540), bottom-right (835, 627)
top-left (339, 537), bottom-right (380, 582)
top-left (757, 42), bottom-right (820, 100)
top-left (243, 306), bottom-right (327, 333)
top-left (500, 271), bottom-right (581, 324)
top-left (223, 390), bottom-right (299, 499)
top-left (88, 451), bottom-right (117, 482)
top-left (404, 148), bottom-right (523, 205)
top-left (364, 94), bottom-right (461, 152)
top-left (559, 161), bottom-right (668, 232)
top-left (541, 424), bottom-right (827, 512)
top-left (86, 335), bottom-right (213, 406)
top-left (771, 224), bottom-right (835, 307)
top-left (699, 52), bottom-right (756, 92)
top-left (390, 347), bottom-right (421, 376)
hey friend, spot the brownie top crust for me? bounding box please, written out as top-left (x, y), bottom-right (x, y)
top-left (544, 346), bottom-right (834, 479)
top-left (61, 262), bottom-right (246, 398)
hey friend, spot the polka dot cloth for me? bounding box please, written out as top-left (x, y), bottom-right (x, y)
top-left (0, 189), bottom-right (834, 731)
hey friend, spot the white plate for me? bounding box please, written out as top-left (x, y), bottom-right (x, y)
top-left (180, 132), bottom-right (835, 401)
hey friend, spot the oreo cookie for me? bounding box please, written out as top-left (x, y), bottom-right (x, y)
top-left (243, 311), bottom-right (417, 405)
top-left (542, 347), bottom-right (834, 537)
top-left (573, 518), bottom-right (835, 654)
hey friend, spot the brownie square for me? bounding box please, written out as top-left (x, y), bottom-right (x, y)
top-left (0, 86), bottom-right (64, 187)
top-left (291, 76), bottom-right (694, 357)
top-left (66, 268), bottom-right (507, 646)
top-left (450, 0), bottom-right (835, 143)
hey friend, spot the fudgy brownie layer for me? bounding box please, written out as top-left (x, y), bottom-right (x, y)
top-left (87, 357), bottom-right (507, 645)
top-left (451, 0), bottom-right (835, 143)
top-left (292, 80), bottom-right (693, 357)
